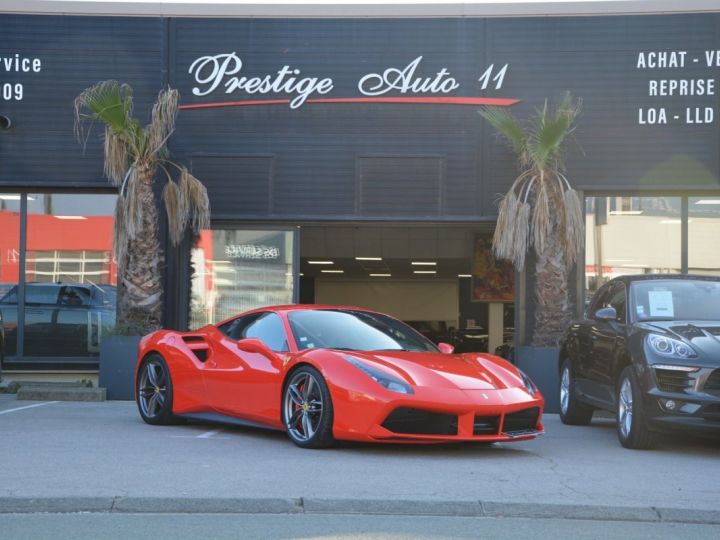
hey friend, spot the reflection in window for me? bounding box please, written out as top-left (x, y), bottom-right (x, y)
top-left (0, 194), bottom-right (21, 356)
top-left (191, 229), bottom-right (295, 328)
top-left (689, 197), bottom-right (720, 276)
top-left (19, 194), bottom-right (117, 357)
top-left (585, 196), bottom-right (681, 303)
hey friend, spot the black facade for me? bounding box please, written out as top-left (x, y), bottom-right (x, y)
top-left (1, 12), bottom-right (720, 371)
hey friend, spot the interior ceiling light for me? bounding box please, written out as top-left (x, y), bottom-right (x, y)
top-left (308, 260), bottom-right (334, 265)
top-left (414, 270), bottom-right (437, 274)
top-left (54, 215), bottom-right (88, 220)
top-left (458, 274), bottom-right (472, 278)
top-left (321, 269), bottom-right (344, 274)
top-left (370, 273), bottom-right (391, 277)
top-left (356, 256), bottom-right (382, 261)
top-left (694, 199), bottom-right (720, 205)
top-left (0, 194), bottom-right (21, 200)
top-left (411, 261), bottom-right (437, 266)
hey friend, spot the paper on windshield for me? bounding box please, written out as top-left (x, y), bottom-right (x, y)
top-left (648, 290), bottom-right (674, 318)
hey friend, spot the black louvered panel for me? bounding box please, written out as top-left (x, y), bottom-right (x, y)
top-left (357, 156), bottom-right (444, 217)
top-left (381, 407), bottom-right (458, 436)
top-left (191, 156), bottom-right (274, 217)
top-left (502, 407), bottom-right (540, 435)
top-left (473, 416), bottom-right (500, 435)
top-left (703, 369), bottom-right (720, 396)
top-left (655, 369), bottom-right (694, 393)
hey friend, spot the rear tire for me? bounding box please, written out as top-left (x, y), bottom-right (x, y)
top-left (616, 366), bottom-right (658, 450)
top-left (558, 359), bottom-right (594, 425)
top-left (136, 353), bottom-right (176, 425)
top-left (283, 366), bottom-right (334, 449)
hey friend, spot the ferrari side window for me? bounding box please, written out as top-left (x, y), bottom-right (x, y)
top-left (243, 313), bottom-right (289, 352)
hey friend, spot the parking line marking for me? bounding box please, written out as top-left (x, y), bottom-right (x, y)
top-left (0, 401), bottom-right (60, 415)
top-left (197, 429), bottom-right (223, 439)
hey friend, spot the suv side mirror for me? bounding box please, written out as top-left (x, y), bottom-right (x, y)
top-left (438, 342), bottom-right (455, 354)
top-left (237, 338), bottom-right (277, 357)
top-left (594, 307), bottom-right (617, 322)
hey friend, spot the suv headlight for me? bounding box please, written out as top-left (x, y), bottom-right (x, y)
top-left (516, 368), bottom-right (538, 396)
top-left (647, 334), bottom-right (697, 359)
top-left (343, 356), bottom-right (413, 394)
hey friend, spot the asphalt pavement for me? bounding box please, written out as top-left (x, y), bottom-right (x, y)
top-left (0, 396), bottom-right (718, 525)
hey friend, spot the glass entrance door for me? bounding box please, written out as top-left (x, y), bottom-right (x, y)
top-left (190, 228), bottom-right (298, 328)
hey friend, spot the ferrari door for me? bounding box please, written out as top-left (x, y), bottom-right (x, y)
top-left (204, 312), bottom-right (289, 422)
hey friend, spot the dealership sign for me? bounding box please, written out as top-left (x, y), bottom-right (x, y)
top-left (183, 52), bottom-right (517, 110)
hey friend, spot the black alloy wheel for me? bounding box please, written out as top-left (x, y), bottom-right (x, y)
top-left (137, 353), bottom-right (176, 425)
top-left (616, 365), bottom-right (658, 450)
top-left (558, 359), bottom-right (594, 425)
top-left (282, 366), bottom-right (334, 449)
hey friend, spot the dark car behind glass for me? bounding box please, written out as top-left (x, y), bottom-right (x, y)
top-left (559, 274), bottom-right (720, 449)
top-left (0, 283), bottom-right (116, 357)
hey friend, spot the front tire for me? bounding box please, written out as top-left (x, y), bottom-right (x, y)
top-left (559, 359), bottom-right (594, 425)
top-left (136, 353), bottom-right (176, 425)
top-left (616, 366), bottom-right (658, 450)
top-left (283, 366), bottom-right (334, 449)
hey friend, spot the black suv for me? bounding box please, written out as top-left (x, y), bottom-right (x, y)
top-left (0, 283), bottom-right (116, 358)
top-left (559, 274), bottom-right (720, 449)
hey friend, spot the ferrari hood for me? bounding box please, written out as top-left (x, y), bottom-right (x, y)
top-left (341, 350), bottom-right (520, 390)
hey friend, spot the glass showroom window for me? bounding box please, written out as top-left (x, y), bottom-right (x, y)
top-left (0, 194), bottom-right (21, 356)
top-left (585, 196), bottom-right (682, 304)
top-left (18, 193), bottom-right (117, 358)
top-left (689, 197), bottom-right (720, 276)
top-left (190, 229), bottom-right (296, 329)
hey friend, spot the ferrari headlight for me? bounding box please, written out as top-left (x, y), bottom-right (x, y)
top-left (647, 334), bottom-right (697, 359)
top-left (343, 356), bottom-right (414, 394)
top-left (517, 369), bottom-right (538, 396)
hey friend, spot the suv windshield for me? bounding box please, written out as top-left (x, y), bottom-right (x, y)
top-left (288, 309), bottom-right (438, 352)
top-left (631, 279), bottom-right (720, 321)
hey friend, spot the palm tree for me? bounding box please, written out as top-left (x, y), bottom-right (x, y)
top-left (74, 81), bottom-right (209, 333)
top-left (479, 93), bottom-right (583, 347)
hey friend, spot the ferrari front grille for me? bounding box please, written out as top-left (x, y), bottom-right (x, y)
top-left (381, 408), bottom-right (458, 436)
top-left (655, 369), bottom-right (694, 393)
top-left (502, 407), bottom-right (540, 435)
top-left (473, 416), bottom-right (500, 435)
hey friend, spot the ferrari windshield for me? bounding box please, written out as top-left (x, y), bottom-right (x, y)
top-left (287, 309), bottom-right (438, 352)
top-left (631, 279), bottom-right (720, 321)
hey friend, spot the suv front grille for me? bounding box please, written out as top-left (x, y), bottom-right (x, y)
top-left (703, 369), bottom-right (720, 396)
top-left (655, 368), bottom-right (694, 393)
top-left (381, 408), bottom-right (458, 436)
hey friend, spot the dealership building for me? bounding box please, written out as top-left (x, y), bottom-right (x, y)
top-left (1, 1), bottom-right (719, 401)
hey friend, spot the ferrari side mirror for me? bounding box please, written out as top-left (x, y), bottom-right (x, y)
top-left (438, 342), bottom-right (455, 354)
top-left (237, 338), bottom-right (276, 357)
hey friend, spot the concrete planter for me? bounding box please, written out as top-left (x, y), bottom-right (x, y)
top-left (515, 346), bottom-right (560, 414)
top-left (99, 335), bottom-right (141, 401)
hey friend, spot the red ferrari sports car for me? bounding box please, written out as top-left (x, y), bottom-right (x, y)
top-left (135, 305), bottom-right (544, 448)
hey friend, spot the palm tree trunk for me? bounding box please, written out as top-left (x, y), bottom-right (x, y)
top-left (532, 229), bottom-right (573, 347)
top-left (117, 168), bottom-right (163, 331)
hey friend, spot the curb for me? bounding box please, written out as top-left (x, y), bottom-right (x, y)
top-left (0, 497), bottom-right (718, 524)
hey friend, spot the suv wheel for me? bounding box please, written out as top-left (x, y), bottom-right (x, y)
top-left (559, 359), bottom-right (594, 425)
top-left (616, 366), bottom-right (658, 450)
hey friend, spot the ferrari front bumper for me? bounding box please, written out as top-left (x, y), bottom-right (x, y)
top-left (330, 384), bottom-right (544, 443)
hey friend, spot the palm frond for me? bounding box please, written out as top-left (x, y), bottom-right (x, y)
top-left (563, 186), bottom-right (584, 263)
top-left (528, 93), bottom-right (581, 169)
top-left (103, 127), bottom-right (129, 186)
top-left (163, 180), bottom-right (185, 245)
top-left (74, 80), bottom-right (134, 144)
top-left (478, 107), bottom-right (528, 162)
top-left (180, 168), bottom-right (211, 234)
top-left (147, 87), bottom-right (179, 155)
